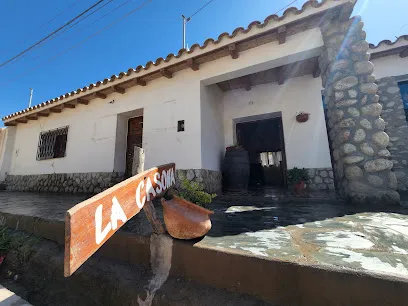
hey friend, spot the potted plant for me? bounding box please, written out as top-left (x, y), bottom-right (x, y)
top-left (287, 167), bottom-right (309, 195)
top-left (296, 112), bottom-right (310, 123)
top-left (161, 178), bottom-right (216, 239)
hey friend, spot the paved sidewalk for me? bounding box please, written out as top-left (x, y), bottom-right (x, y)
top-left (1, 191), bottom-right (408, 279)
top-left (0, 285), bottom-right (31, 306)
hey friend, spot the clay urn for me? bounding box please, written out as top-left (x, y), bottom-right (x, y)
top-left (296, 112), bottom-right (309, 123)
top-left (161, 195), bottom-right (214, 239)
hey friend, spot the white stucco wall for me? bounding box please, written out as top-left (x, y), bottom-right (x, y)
top-left (222, 75), bottom-right (332, 169)
top-left (0, 127), bottom-right (16, 181)
top-left (9, 75), bottom-right (202, 175)
top-left (371, 54), bottom-right (408, 80)
top-left (200, 84), bottom-right (224, 171)
top-left (6, 27), bottom-right (324, 175)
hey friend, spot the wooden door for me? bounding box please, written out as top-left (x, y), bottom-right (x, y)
top-left (278, 117), bottom-right (288, 188)
top-left (125, 116), bottom-right (143, 177)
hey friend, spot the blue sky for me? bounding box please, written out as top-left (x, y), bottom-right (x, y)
top-left (0, 0), bottom-right (407, 125)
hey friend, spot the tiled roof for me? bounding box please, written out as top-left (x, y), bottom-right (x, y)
top-left (369, 35), bottom-right (408, 50)
top-left (3, 0), bottom-right (353, 122)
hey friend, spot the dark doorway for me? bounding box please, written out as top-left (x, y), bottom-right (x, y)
top-left (125, 116), bottom-right (143, 177)
top-left (236, 117), bottom-right (287, 189)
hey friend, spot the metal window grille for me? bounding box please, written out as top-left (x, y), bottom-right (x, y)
top-left (36, 126), bottom-right (69, 160)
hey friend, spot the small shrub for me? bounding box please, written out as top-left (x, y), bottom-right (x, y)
top-left (287, 167), bottom-right (309, 185)
top-left (179, 178), bottom-right (216, 207)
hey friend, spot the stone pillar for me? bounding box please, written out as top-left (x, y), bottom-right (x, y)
top-left (319, 16), bottom-right (400, 205)
top-left (376, 77), bottom-right (408, 190)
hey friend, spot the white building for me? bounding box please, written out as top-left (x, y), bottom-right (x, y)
top-left (1, 0), bottom-right (407, 204)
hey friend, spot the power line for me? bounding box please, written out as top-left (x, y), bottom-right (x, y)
top-left (2, 0), bottom-right (83, 52)
top-left (1, 0), bottom-right (153, 86)
top-left (13, 0), bottom-right (135, 66)
top-left (5, 0), bottom-right (118, 67)
top-left (189, 0), bottom-right (217, 19)
top-left (0, 0), bottom-right (107, 69)
top-left (274, 0), bottom-right (298, 15)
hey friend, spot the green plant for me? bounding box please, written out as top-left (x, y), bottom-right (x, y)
top-left (287, 167), bottom-right (309, 185)
top-left (179, 178), bottom-right (216, 207)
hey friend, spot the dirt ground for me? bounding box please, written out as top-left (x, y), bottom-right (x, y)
top-left (0, 229), bottom-right (272, 306)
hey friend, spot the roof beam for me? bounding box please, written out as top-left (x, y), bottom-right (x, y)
top-left (113, 85), bottom-right (126, 94)
top-left (186, 58), bottom-right (199, 71)
top-left (50, 107), bottom-right (62, 113)
top-left (278, 26), bottom-right (286, 44)
top-left (37, 111), bottom-right (50, 117)
top-left (160, 68), bottom-right (172, 79)
top-left (64, 103), bottom-right (76, 109)
top-left (130, 78), bottom-right (147, 87)
top-left (228, 44), bottom-right (239, 59)
top-left (15, 118), bottom-right (28, 124)
top-left (400, 48), bottom-right (408, 58)
top-left (242, 76), bottom-right (252, 91)
top-left (276, 66), bottom-right (285, 85)
top-left (26, 115), bottom-right (38, 120)
top-left (313, 63), bottom-right (321, 78)
top-left (4, 122), bottom-right (17, 126)
top-left (77, 98), bottom-right (89, 105)
top-left (94, 92), bottom-right (107, 99)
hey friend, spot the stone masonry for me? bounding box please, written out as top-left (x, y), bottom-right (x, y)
top-left (319, 16), bottom-right (400, 204)
top-left (176, 169), bottom-right (222, 194)
top-left (376, 77), bottom-right (408, 191)
top-left (307, 168), bottom-right (335, 191)
top-left (4, 172), bottom-right (124, 193)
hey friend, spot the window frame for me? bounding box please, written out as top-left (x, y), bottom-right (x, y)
top-left (36, 126), bottom-right (69, 161)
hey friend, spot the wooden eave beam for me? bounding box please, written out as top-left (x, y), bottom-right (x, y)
top-left (129, 78), bottom-right (147, 87)
top-left (242, 76), bottom-right (252, 91)
top-left (50, 107), bottom-right (62, 113)
top-left (15, 118), bottom-right (28, 124)
top-left (276, 66), bottom-right (285, 85)
top-left (160, 68), bottom-right (172, 79)
top-left (278, 26), bottom-right (286, 45)
top-left (113, 85), bottom-right (126, 94)
top-left (26, 115), bottom-right (38, 120)
top-left (64, 103), bottom-right (76, 109)
top-left (313, 65), bottom-right (321, 78)
top-left (77, 98), bottom-right (89, 105)
top-left (228, 44), bottom-right (239, 59)
top-left (94, 91), bottom-right (107, 99)
top-left (37, 111), bottom-right (50, 117)
top-left (4, 122), bottom-right (17, 126)
top-left (186, 58), bottom-right (199, 71)
top-left (400, 48), bottom-right (408, 58)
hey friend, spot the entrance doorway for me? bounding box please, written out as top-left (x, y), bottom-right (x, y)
top-left (125, 116), bottom-right (143, 177)
top-left (236, 116), bottom-right (287, 189)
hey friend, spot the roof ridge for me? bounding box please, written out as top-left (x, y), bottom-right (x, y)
top-left (369, 35), bottom-right (408, 49)
top-left (3, 0), bottom-right (346, 121)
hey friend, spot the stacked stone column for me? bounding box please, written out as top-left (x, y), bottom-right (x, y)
top-left (319, 16), bottom-right (400, 204)
top-left (376, 77), bottom-right (408, 190)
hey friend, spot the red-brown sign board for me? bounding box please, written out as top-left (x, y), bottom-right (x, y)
top-left (64, 163), bottom-right (176, 277)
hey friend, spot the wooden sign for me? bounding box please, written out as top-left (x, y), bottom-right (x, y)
top-left (64, 163), bottom-right (176, 277)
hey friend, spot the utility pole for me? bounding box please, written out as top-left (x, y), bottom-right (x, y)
top-left (28, 88), bottom-right (33, 107)
top-left (182, 15), bottom-right (190, 50)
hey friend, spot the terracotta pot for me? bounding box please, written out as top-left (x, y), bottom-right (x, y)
top-left (296, 113), bottom-right (309, 123)
top-left (161, 195), bottom-right (214, 239)
top-left (293, 180), bottom-right (306, 195)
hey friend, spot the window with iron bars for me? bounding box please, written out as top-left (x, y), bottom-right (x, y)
top-left (36, 126), bottom-right (69, 160)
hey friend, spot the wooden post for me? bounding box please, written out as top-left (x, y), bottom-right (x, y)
top-left (143, 201), bottom-right (165, 234)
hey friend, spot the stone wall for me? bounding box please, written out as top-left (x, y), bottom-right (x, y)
top-left (319, 16), bottom-right (399, 204)
top-left (307, 168), bottom-right (335, 191)
top-left (376, 77), bottom-right (408, 191)
top-left (4, 172), bottom-right (124, 193)
top-left (176, 169), bottom-right (222, 194)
